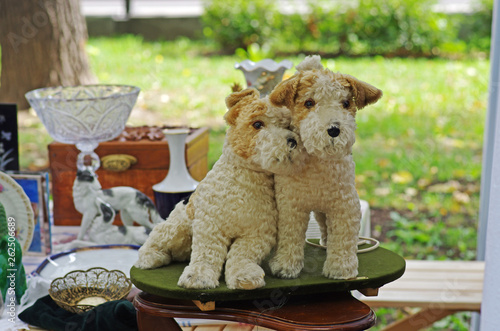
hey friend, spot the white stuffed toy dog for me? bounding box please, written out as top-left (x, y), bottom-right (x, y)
top-left (135, 88), bottom-right (305, 290)
top-left (268, 55), bottom-right (382, 280)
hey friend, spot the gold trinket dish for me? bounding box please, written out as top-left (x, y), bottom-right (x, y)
top-left (49, 267), bottom-right (132, 314)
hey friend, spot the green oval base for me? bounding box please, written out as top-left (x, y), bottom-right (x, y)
top-left (131, 243), bottom-right (405, 302)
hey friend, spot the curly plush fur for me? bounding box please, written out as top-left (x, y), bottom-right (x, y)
top-left (135, 88), bottom-right (305, 290)
top-left (268, 55), bottom-right (382, 280)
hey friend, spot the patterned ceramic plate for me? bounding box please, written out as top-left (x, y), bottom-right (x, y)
top-left (0, 171), bottom-right (35, 252)
top-left (34, 245), bottom-right (139, 280)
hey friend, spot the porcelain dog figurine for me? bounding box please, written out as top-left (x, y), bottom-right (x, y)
top-left (73, 170), bottom-right (163, 244)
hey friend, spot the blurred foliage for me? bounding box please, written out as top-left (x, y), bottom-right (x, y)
top-left (201, 0), bottom-right (278, 52)
top-left (201, 0), bottom-right (492, 58)
top-left (278, 0), bottom-right (452, 56)
top-left (453, 0), bottom-right (493, 53)
top-left (381, 211), bottom-right (477, 260)
top-left (348, 0), bottom-right (452, 56)
top-left (371, 308), bottom-right (471, 330)
top-left (235, 43), bottom-right (275, 62)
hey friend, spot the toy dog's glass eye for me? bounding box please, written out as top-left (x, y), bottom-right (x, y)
top-left (342, 100), bottom-right (350, 109)
top-left (252, 121), bottom-right (264, 129)
top-left (304, 99), bottom-right (315, 108)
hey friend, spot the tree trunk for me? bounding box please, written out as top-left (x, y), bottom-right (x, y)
top-left (0, 0), bottom-right (96, 110)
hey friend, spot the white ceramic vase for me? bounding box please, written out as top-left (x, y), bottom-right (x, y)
top-left (153, 128), bottom-right (199, 219)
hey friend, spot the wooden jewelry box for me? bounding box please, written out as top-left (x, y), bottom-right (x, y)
top-left (48, 126), bottom-right (209, 226)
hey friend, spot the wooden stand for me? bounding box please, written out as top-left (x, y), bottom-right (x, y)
top-left (130, 244), bottom-right (406, 330)
top-left (134, 291), bottom-right (375, 331)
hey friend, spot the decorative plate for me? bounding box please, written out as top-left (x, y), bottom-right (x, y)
top-left (34, 245), bottom-right (139, 280)
top-left (306, 237), bottom-right (380, 254)
top-left (0, 171), bottom-right (35, 252)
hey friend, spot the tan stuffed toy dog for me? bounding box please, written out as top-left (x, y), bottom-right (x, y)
top-left (135, 88), bottom-right (305, 290)
top-left (268, 55), bottom-right (382, 280)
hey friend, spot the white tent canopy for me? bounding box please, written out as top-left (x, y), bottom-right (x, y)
top-left (478, 0), bottom-right (500, 328)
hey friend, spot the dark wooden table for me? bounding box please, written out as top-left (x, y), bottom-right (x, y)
top-left (134, 290), bottom-right (375, 330)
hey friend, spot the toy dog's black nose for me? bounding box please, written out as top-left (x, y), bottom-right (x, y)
top-left (287, 137), bottom-right (297, 149)
top-left (327, 126), bottom-right (340, 138)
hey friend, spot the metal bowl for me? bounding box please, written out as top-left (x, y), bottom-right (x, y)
top-left (48, 267), bottom-right (132, 314)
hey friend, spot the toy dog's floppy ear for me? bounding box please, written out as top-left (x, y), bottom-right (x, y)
top-left (225, 87), bottom-right (259, 109)
top-left (342, 75), bottom-right (383, 110)
top-left (269, 74), bottom-right (300, 110)
top-left (224, 88), bottom-right (260, 125)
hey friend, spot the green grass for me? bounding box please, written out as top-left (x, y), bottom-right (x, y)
top-left (87, 36), bottom-right (241, 128)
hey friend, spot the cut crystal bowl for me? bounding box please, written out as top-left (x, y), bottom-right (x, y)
top-left (25, 84), bottom-right (140, 148)
top-left (26, 84), bottom-right (140, 171)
